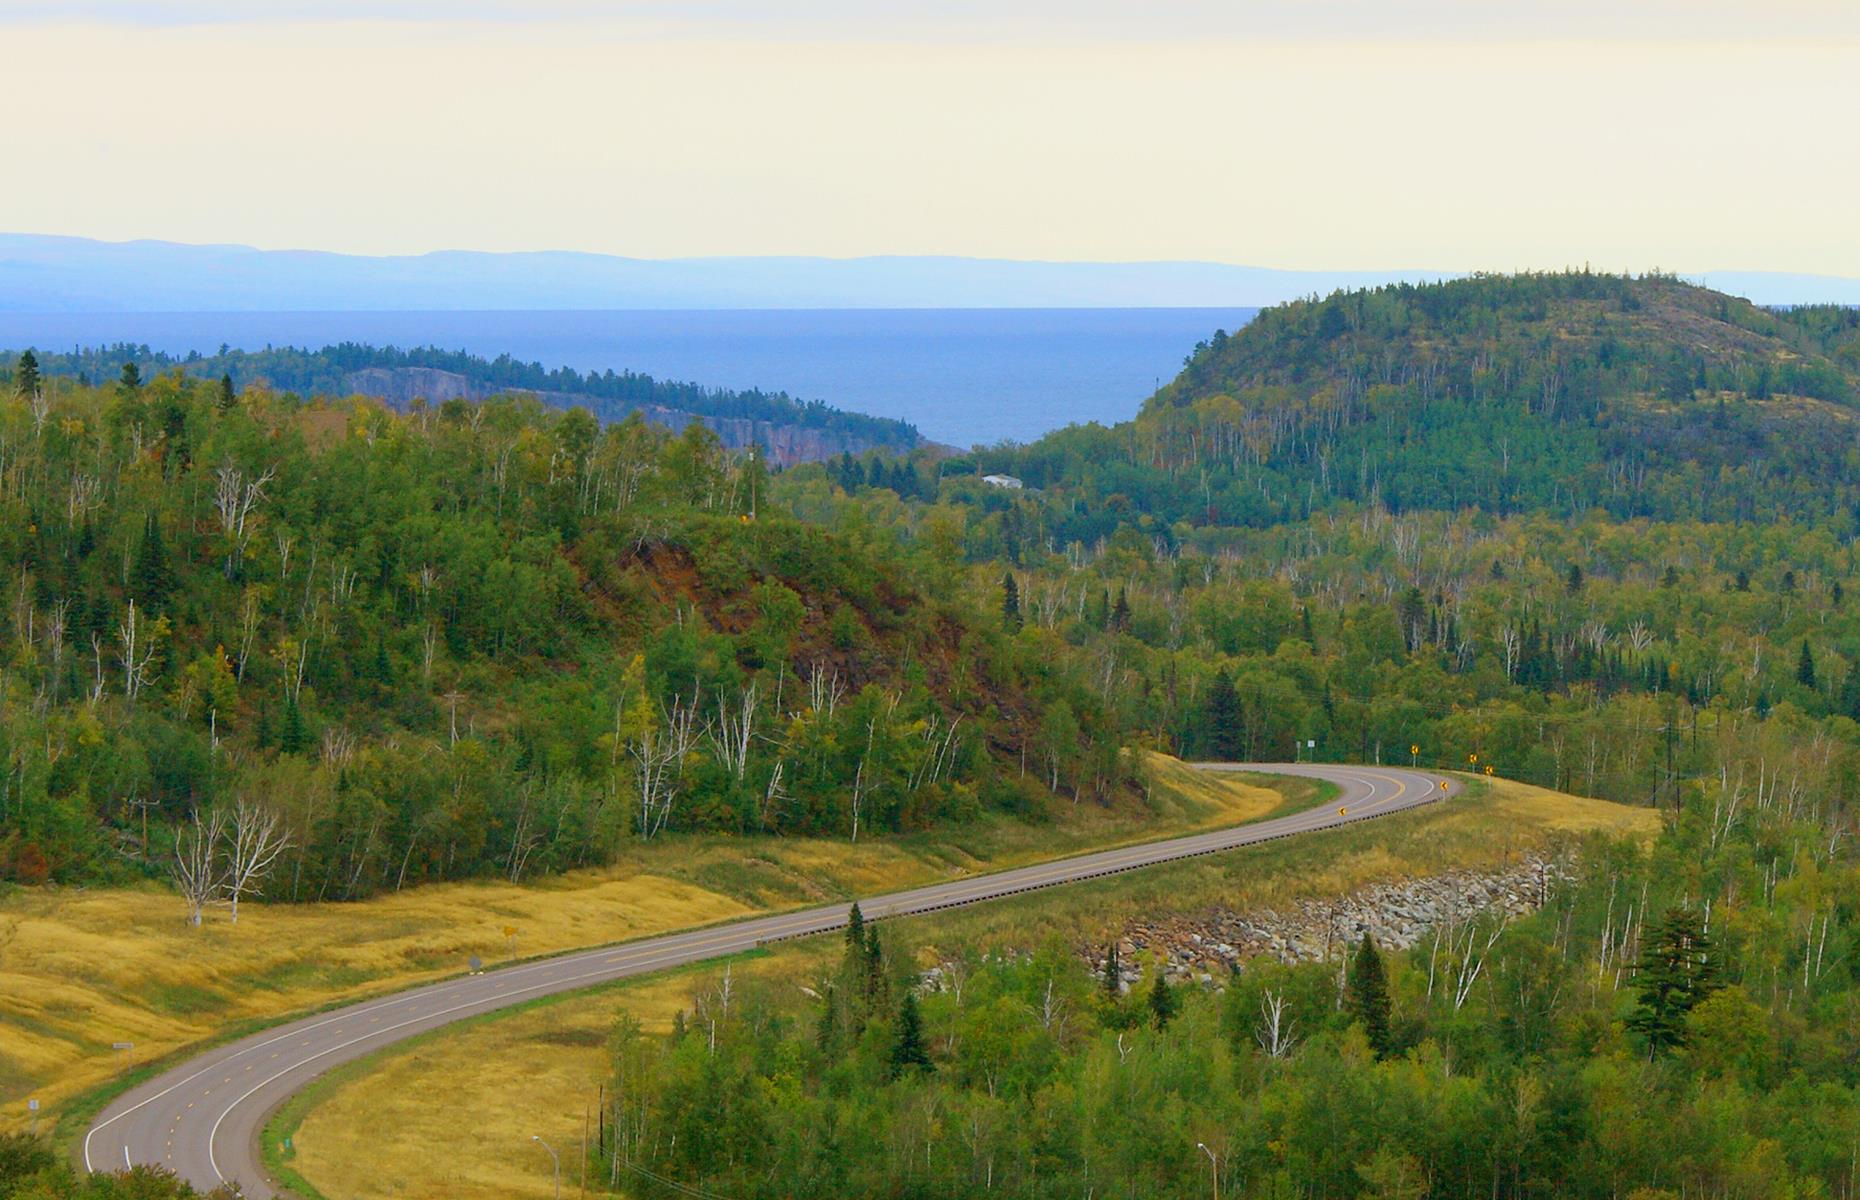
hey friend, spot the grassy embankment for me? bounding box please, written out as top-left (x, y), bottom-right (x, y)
top-left (0, 754), bottom-right (1288, 1139)
top-left (279, 773), bottom-right (1655, 1200)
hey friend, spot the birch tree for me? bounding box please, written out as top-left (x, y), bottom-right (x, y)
top-left (172, 809), bottom-right (228, 927)
top-left (224, 800), bottom-right (291, 923)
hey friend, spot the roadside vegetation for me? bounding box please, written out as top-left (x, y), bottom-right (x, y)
top-left (0, 755), bottom-right (1267, 1126)
top-left (279, 774), bottom-right (1652, 1200)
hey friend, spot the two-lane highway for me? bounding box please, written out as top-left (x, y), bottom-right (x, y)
top-left (84, 763), bottom-right (1447, 1197)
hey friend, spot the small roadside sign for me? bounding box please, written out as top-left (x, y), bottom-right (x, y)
top-left (111, 1042), bottom-right (134, 1051)
top-left (469, 955), bottom-right (483, 974)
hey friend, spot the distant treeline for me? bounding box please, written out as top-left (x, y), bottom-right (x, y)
top-left (3, 341), bottom-right (922, 448)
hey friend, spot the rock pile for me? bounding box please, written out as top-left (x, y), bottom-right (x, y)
top-left (1089, 856), bottom-right (1565, 991)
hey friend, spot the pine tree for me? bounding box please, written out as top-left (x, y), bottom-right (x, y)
top-left (1797, 641), bottom-right (1817, 691)
top-left (118, 361), bottom-right (142, 393)
top-left (1397, 586), bottom-right (1425, 651)
top-left (217, 373), bottom-right (237, 410)
top-left (1566, 564), bottom-right (1584, 594)
top-left (1840, 666), bottom-right (1860, 721)
top-left (1101, 943), bottom-right (1121, 999)
top-left (1627, 906), bottom-right (1720, 1060)
top-left (1147, 969), bottom-right (1176, 1029)
top-left (1202, 670), bottom-right (1239, 760)
top-left (280, 697), bottom-right (309, 755)
top-left (815, 983), bottom-right (839, 1054)
top-left (14, 348), bottom-right (39, 396)
top-left (1001, 572), bottom-right (1021, 631)
top-left (134, 514), bottom-right (174, 602)
top-left (844, 902), bottom-right (867, 969)
top-left (1834, 581), bottom-right (1845, 608)
top-left (864, 926), bottom-right (889, 1011)
top-left (1110, 587), bottom-right (1131, 634)
top-left (1301, 605), bottom-right (1316, 645)
top-left (1347, 934), bottom-right (1392, 1057)
top-left (1661, 565), bottom-right (1680, 588)
top-left (888, 992), bottom-right (932, 1077)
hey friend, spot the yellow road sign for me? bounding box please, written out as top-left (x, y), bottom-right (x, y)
top-left (1338, 806), bottom-right (1348, 816)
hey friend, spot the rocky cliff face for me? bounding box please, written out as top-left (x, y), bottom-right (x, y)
top-left (341, 367), bottom-right (900, 467)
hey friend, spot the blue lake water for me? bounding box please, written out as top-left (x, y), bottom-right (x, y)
top-left (0, 308), bottom-right (1256, 446)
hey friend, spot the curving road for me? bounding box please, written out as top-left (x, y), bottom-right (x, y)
top-left (84, 763), bottom-right (1448, 1197)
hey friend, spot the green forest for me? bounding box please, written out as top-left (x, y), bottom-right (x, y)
top-left (9, 341), bottom-right (922, 450)
top-left (0, 360), bottom-right (1127, 895)
top-left (9, 271), bottom-right (1860, 1198)
top-left (597, 780), bottom-right (1856, 1199)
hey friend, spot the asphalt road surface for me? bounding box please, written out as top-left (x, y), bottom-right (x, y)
top-left (84, 762), bottom-right (1448, 1197)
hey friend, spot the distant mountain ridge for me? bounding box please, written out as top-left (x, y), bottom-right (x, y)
top-left (5, 233), bottom-right (1858, 312)
top-left (12, 342), bottom-right (922, 465)
top-left (976, 272), bottom-right (1860, 528)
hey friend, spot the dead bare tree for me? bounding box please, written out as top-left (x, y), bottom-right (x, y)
top-left (1256, 988), bottom-right (1298, 1059)
top-left (172, 809), bottom-right (228, 927)
top-left (632, 696), bottom-right (701, 839)
top-left (117, 599), bottom-right (163, 700)
top-left (212, 463), bottom-right (275, 578)
top-left (224, 800), bottom-right (291, 923)
top-left (709, 685), bottom-right (759, 782)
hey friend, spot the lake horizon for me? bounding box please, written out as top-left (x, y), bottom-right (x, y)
top-left (0, 307), bottom-right (1258, 446)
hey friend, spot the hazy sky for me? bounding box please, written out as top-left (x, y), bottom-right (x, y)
top-left (3, 1), bottom-right (1857, 273)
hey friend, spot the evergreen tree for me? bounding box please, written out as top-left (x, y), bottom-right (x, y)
top-left (1797, 641), bottom-right (1818, 691)
top-left (1147, 969), bottom-right (1176, 1029)
top-left (1566, 564), bottom-right (1585, 594)
top-left (1662, 565), bottom-right (1680, 588)
top-left (1101, 942), bottom-right (1121, 1000)
top-left (134, 513), bottom-right (174, 602)
top-left (1001, 572), bottom-right (1021, 631)
top-left (1627, 906), bottom-right (1720, 1060)
top-left (118, 361), bottom-right (142, 393)
top-left (279, 697), bottom-right (310, 755)
top-left (888, 992), bottom-right (932, 1077)
top-left (1301, 605), bottom-right (1316, 645)
top-left (1841, 666), bottom-right (1860, 721)
top-left (1397, 586), bottom-right (1426, 651)
top-left (1110, 587), bottom-right (1131, 634)
top-left (843, 903), bottom-right (868, 982)
top-left (217, 373), bottom-right (237, 410)
top-left (864, 926), bottom-right (889, 1011)
top-left (14, 348), bottom-right (39, 396)
top-left (1347, 933), bottom-right (1392, 1057)
top-left (1202, 670), bottom-right (1240, 760)
top-left (1834, 580), bottom-right (1845, 608)
top-left (815, 983), bottom-right (839, 1054)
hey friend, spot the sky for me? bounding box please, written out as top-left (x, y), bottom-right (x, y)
top-left (2, 1), bottom-right (1857, 274)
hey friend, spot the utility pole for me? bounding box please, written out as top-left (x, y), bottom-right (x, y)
top-left (532, 1136), bottom-right (561, 1200)
top-left (1197, 1142), bottom-right (1220, 1200)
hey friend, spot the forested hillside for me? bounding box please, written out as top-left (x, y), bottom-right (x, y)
top-left (781, 274), bottom-right (1860, 817)
top-left (0, 365), bottom-right (1126, 893)
top-left (581, 274), bottom-right (1860, 1200)
top-left (6, 342), bottom-right (921, 465)
top-left (975, 273), bottom-right (1860, 528)
top-left (604, 770), bottom-right (1859, 1199)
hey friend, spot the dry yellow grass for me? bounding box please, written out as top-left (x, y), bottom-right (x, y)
top-left (281, 772), bottom-right (1655, 1200)
top-left (0, 752), bottom-right (1272, 1129)
top-left (287, 947), bottom-right (834, 1200)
